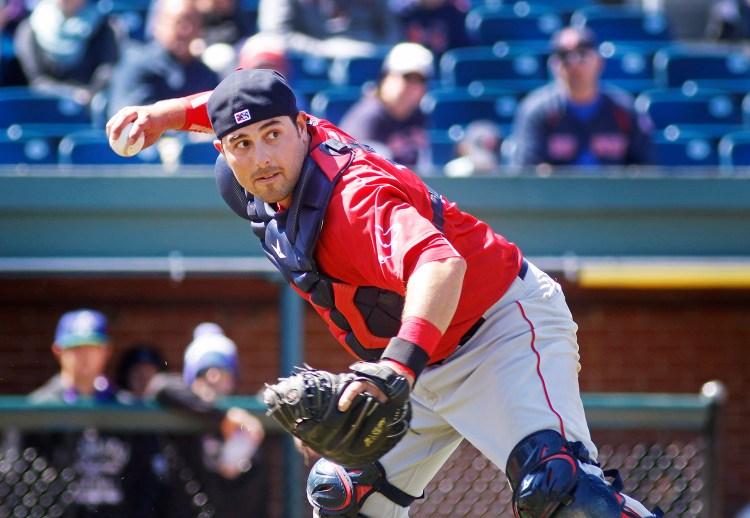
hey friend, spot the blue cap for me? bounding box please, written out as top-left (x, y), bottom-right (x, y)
top-left (54, 309), bottom-right (110, 349)
top-left (183, 323), bottom-right (239, 386)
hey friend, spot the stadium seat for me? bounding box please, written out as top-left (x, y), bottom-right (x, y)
top-left (0, 88), bottom-right (92, 136)
top-left (652, 127), bottom-right (718, 167)
top-left (570, 5), bottom-right (671, 51)
top-left (653, 43), bottom-right (750, 93)
top-left (309, 87), bottom-right (365, 126)
top-left (0, 136), bottom-right (58, 164)
top-left (427, 130), bottom-right (460, 167)
top-left (328, 49), bottom-right (389, 87)
top-left (420, 86), bottom-right (519, 133)
top-left (180, 140), bottom-right (220, 165)
top-left (598, 43), bottom-right (656, 95)
top-left (635, 86), bottom-right (743, 138)
top-left (465, 3), bottom-right (564, 47)
top-left (58, 130), bottom-right (161, 165)
top-left (718, 129), bottom-right (750, 169)
top-left (439, 45), bottom-right (547, 92)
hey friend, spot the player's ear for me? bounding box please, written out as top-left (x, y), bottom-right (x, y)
top-left (214, 140), bottom-right (223, 153)
top-left (296, 111), bottom-right (307, 133)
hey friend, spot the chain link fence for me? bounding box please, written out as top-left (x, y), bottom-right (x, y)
top-left (410, 435), bottom-right (708, 517)
top-left (0, 383), bottom-right (726, 518)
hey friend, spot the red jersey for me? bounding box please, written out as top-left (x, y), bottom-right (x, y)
top-left (306, 117), bottom-right (522, 362)
top-left (179, 93), bottom-right (523, 363)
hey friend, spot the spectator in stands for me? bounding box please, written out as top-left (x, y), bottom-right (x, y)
top-left (116, 343), bottom-right (168, 401)
top-left (339, 42), bottom-right (434, 169)
top-left (13, 0), bottom-right (120, 105)
top-left (257, 0), bottom-right (401, 59)
top-left (509, 26), bottom-right (654, 174)
top-left (705, 0), bottom-right (750, 41)
top-left (190, 0), bottom-right (254, 77)
top-left (444, 119), bottom-right (502, 177)
top-left (21, 309), bottom-right (166, 517)
top-left (236, 32), bottom-right (310, 111)
top-left (146, 322), bottom-right (268, 518)
top-left (391, 0), bottom-right (471, 58)
top-left (237, 32), bottom-right (289, 78)
top-left (107, 0), bottom-right (218, 118)
top-left (0, 0), bottom-right (28, 86)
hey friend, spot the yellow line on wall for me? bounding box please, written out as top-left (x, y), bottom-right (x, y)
top-left (578, 261), bottom-right (750, 289)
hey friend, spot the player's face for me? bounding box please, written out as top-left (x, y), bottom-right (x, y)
top-left (220, 113), bottom-right (309, 208)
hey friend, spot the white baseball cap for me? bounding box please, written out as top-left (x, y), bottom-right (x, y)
top-left (383, 43), bottom-right (434, 79)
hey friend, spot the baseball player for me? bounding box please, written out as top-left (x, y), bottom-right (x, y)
top-left (106, 69), bottom-right (662, 517)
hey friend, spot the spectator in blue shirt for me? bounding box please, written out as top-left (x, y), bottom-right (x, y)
top-left (509, 26), bottom-right (654, 174)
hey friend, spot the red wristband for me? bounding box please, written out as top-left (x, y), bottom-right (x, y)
top-left (397, 316), bottom-right (443, 356)
top-left (179, 91), bottom-right (213, 132)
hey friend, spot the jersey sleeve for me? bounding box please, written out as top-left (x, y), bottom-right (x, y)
top-left (317, 171), bottom-right (461, 291)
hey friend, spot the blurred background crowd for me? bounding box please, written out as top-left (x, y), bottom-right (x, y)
top-left (2, 0), bottom-right (750, 173)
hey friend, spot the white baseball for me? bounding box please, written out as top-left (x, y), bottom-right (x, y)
top-left (110, 122), bottom-right (144, 157)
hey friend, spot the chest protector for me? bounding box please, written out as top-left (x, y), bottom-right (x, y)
top-left (215, 138), bottom-right (444, 361)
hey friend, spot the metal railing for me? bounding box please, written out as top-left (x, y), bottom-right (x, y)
top-left (0, 381), bottom-right (726, 517)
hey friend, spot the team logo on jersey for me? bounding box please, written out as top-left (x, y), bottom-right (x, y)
top-left (234, 109), bottom-right (251, 124)
top-left (375, 223), bottom-right (401, 264)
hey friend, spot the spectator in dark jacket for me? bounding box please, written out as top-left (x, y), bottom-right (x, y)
top-left (705, 0), bottom-right (750, 41)
top-left (391, 0), bottom-right (471, 58)
top-left (107, 0), bottom-right (218, 117)
top-left (339, 42), bottom-right (434, 169)
top-left (509, 26), bottom-right (653, 174)
top-left (13, 0), bottom-right (120, 104)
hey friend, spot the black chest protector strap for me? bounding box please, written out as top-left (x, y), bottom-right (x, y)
top-left (215, 139), bottom-right (446, 361)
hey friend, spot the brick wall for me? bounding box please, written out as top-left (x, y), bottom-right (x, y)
top-left (1, 277), bottom-right (748, 516)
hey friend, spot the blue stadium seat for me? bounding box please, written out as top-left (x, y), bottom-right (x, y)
top-left (0, 88), bottom-right (92, 136)
top-left (58, 130), bottom-right (161, 165)
top-left (0, 136), bottom-right (58, 164)
top-left (288, 52), bottom-right (332, 84)
top-left (420, 86), bottom-right (519, 132)
top-left (570, 5), bottom-right (671, 51)
top-left (309, 87), bottom-right (365, 125)
top-left (653, 43), bottom-right (750, 93)
top-left (635, 87), bottom-right (743, 138)
top-left (428, 130), bottom-right (460, 167)
top-left (465, 4), bottom-right (564, 47)
top-left (328, 49), bottom-right (389, 87)
top-left (439, 45), bottom-right (547, 91)
top-left (180, 140), bottom-right (220, 165)
top-left (652, 127), bottom-right (718, 167)
top-left (598, 43), bottom-right (656, 95)
top-left (718, 129), bottom-right (750, 170)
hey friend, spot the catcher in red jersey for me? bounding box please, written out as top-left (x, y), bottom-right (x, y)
top-left (107, 68), bottom-right (662, 518)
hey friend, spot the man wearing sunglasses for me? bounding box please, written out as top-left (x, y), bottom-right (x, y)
top-left (509, 26), bottom-right (654, 173)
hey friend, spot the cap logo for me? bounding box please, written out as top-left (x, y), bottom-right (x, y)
top-left (234, 109), bottom-right (251, 124)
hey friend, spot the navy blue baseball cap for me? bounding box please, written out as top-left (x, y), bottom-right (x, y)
top-left (54, 309), bottom-right (110, 349)
top-left (207, 68), bottom-right (299, 141)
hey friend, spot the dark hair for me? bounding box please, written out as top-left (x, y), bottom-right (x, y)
top-left (116, 343), bottom-right (167, 390)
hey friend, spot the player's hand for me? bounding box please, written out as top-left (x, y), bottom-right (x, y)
top-left (106, 99), bottom-right (187, 151)
top-left (337, 360), bottom-right (414, 412)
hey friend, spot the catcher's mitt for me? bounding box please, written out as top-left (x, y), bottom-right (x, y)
top-left (263, 362), bottom-right (411, 467)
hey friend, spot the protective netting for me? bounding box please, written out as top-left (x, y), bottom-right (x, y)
top-left (410, 436), bottom-right (709, 517)
top-left (1, 432), bottom-right (712, 517)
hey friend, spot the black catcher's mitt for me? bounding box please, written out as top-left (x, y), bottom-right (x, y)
top-left (263, 362), bottom-right (411, 467)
